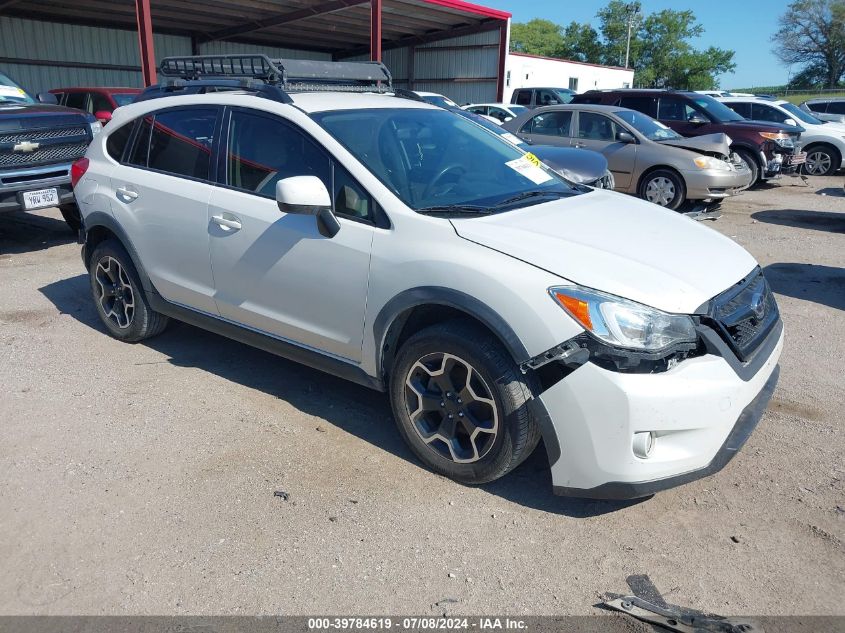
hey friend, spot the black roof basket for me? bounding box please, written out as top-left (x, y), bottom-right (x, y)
top-left (158, 54), bottom-right (393, 93)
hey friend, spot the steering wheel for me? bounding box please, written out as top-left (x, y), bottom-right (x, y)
top-left (422, 164), bottom-right (466, 200)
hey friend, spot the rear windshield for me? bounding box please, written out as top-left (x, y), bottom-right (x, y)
top-left (0, 72), bottom-right (35, 104)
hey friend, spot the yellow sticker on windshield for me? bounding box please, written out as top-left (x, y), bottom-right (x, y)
top-left (524, 152), bottom-right (541, 167)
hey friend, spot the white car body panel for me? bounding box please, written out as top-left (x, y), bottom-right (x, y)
top-left (450, 189), bottom-right (757, 314)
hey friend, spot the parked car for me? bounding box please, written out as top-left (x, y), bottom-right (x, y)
top-left (511, 87), bottom-right (576, 109)
top-left (50, 87), bottom-right (141, 124)
top-left (463, 103), bottom-right (528, 124)
top-left (74, 55), bottom-right (782, 499)
top-left (571, 89), bottom-right (806, 185)
top-left (451, 107), bottom-right (613, 189)
top-left (799, 98), bottom-right (845, 124)
top-left (719, 96), bottom-right (845, 176)
top-left (0, 70), bottom-right (101, 231)
top-left (503, 104), bottom-right (752, 210)
top-left (411, 91), bottom-right (459, 108)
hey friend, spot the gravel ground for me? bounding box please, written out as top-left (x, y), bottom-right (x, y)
top-left (0, 174), bottom-right (843, 617)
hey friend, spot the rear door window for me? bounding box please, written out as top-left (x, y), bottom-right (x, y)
top-left (146, 108), bottom-right (217, 181)
top-left (826, 101), bottom-right (845, 115)
top-left (514, 90), bottom-right (532, 106)
top-left (521, 111), bottom-right (572, 136)
top-left (751, 103), bottom-right (789, 123)
top-left (805, 101), bottom-right (827, 113)
top-left (618, 96), bottom-right (657, 117)
top-left (726, 102), bottom-right (751, 118)
top-left (64, 92), bottom-right (88, 111)
top-left (658, 97), bottom-right (698, 121)
top-left (578, 112), bottom-right (619, 141)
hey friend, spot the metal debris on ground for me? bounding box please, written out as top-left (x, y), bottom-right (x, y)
top-left (604, 596), bottom-right (763, 633)
top-left (273, 490), bottom-right (290, 501)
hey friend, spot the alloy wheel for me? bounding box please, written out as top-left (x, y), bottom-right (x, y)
top-left (404, 352), bottom-right (499, 463)
top-left (94, 256), bottom-right (135, 329)
top-left (644, 176), bottom-right (676, 206)
top-left (804, 150), bottom-right (832, 176)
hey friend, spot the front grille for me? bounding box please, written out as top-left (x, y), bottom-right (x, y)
top-left (707, 269), bottom-right (779, 361)
top-left (0, 142), bottom-right (88, 168)
top-left (0, 127), bottom-right (87, 144)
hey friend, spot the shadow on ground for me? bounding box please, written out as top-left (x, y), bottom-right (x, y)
top-left (0, 210), bottom-right (75, 255)
top-left (815, 187), bottom-right (845, 197)
top-left (751, 208), bottom-right (845, 234)
top-left (39, 273), bottom-right (646, 517)
top-left (764, 263), bottom-right (845, 311)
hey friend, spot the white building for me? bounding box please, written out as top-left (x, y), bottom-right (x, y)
top-left (505, 52), bottom-right (635, 101)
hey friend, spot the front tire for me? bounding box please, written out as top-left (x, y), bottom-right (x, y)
top-left (638, 169), bottom-right (686, 210)
top-left (59, 203), bottom-right (82, 232)
top-left (389, 320), bottom-right (541, 485)
top-left (802, 144), bottom-right (839, 176)
top-left (88, 240), bottom-right (168, 342)
top-left (735, 148), bottom-right (760, 185)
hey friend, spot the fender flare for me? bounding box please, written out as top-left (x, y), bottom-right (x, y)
top-left (83, 211), bottom-right (155, 295)
top-left (372, 286), bottom-right (562, 468)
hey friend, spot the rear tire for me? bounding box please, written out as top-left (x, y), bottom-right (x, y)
top-left (638, 169), bottom-right (686, 210)
top-left (735, 148), bottom-right (760, 186)
top-left (59, 203), bottom-right (82, 232)
top-left (88, 239), bottom-right (168, 342)
top-left (389, 319), bottom-right (541, 485)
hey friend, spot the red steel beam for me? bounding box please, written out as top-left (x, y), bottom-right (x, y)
top-left (370, 0), bottom-right (382, 61)
top-left (135, 0), bottom-right (156, 86)
top-left (496, 21), bottom-right (507, 101)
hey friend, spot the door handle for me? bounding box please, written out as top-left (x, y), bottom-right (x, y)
top-left (116, 186), bottom-right (139, 202)
top-left (211, 214), bottom-right (242, 231)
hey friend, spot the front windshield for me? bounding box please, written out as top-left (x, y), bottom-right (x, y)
top-left (691, 94), bottom-right (744, 122)
top-left (112, 93), bottom-right (137, 107)
top-left (780, 101), bottom-right (823, 125)
top-left (0, 72), bottom-right (35, 105)
top-left (613, 110), bottom-right (682, 141)
top-left (314, 108), bottom-right (579, 212)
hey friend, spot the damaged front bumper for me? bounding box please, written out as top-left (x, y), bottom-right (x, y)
top-left (528, 322), bottom-right (783, 499)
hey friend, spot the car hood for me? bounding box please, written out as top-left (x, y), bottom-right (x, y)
top-left (721, 119), bottom-right (805, 135)
top-left (450, 190), bottom-right (757, 314)
top-left (658, 132), bottom-right (731, 156)
top-left (529, 145), bottom-right (608, 184)
top-left (0, 103), bottom-right (91, 132)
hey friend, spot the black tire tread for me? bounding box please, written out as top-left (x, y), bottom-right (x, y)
top-left (390, 318), bottom-right (541, 485)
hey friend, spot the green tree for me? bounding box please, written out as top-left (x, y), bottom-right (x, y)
top-left (509, 19), bottom-right (565, 57)
top-left (773, 0), bottom-right (845, 88)
top-left (559, 22), bottom-right (605, 63)
top-left (597, 1), bottom-right (642, 66)
top-left (634, 10), bottom-right (735, 88)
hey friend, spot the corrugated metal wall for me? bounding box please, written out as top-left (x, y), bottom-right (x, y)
top-left (340, 29), bottom-right (501, 104)
top-left (0, 17), bottom-right (329, 94)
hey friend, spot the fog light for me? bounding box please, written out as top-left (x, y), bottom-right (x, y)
top-left (632, 432), bottom-right (656, 459)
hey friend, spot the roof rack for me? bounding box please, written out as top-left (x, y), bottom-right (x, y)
top-left (158, 54), bottom-right (393, 93)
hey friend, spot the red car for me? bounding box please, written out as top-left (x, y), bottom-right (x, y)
top-left (49, 87), bottom-right (141, 124)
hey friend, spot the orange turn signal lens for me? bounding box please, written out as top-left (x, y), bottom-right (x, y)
top-left (552, 290), bottom-right (593, 330)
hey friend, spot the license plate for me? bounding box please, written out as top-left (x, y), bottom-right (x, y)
top-left (788, 152), bottom-right (807, 165)
top-left (22, 188), bottom-right (59, 210)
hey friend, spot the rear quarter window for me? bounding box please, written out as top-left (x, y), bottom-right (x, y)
top-left (106, 121), bottom-right (135, 161)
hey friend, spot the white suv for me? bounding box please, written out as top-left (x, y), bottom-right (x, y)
top-left (720, 96), bottom-right (845, 176)
top-left (72, 56), bottom-right (783, 499)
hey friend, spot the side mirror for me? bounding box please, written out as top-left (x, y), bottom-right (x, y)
top-left (688, 115), bottom-right (707, 125)
top-left (616, 131), bottom-right (635, 143)
top-left (276, 175), bottom-right (339, 238)
top-left (784, 118), bottom-right (797, 126)
top-left (503, 116), bottom-right (513, 122)
top-left (36, 92), bottom-right (58, 105)
top-left (94, 110), bottom-right (113, 123)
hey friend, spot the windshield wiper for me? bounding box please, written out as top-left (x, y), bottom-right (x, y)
top-left (416, 204), bottom-right (492, 216)
top-left (492, 190), bottom-right (571, 209)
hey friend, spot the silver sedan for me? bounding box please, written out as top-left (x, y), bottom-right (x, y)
top-left (503, 104), bottom-right (753, 210)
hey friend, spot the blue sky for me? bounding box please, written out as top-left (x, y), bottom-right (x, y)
top-left (479, 0), bottom-right (789, 89)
